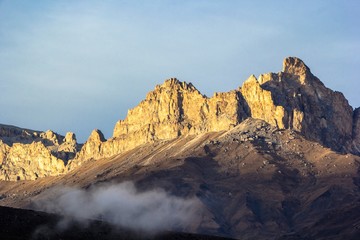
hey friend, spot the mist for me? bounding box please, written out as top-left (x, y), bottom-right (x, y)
top-left (34, 181), bottom-right (200, 232)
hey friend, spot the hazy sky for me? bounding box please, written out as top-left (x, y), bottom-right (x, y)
top-left (1, 0), bottom-right (359, 142)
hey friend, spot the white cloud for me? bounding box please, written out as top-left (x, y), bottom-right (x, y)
top-left (34, 181), bottom-right (200, 232)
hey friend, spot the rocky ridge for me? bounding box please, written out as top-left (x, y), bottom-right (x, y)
top-left (1, 57), bottom-right (359, 180)
top-left (0, 125), bottom-right (80, 180)
top-left (69, 57), bottom-right (359, 169)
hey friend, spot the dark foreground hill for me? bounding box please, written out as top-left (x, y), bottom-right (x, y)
top-left (0, 206), bottom-right (232, 240)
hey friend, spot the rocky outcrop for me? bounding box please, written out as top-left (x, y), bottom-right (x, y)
top-left (241, 57), bottom-right (354, 153)
top-left (68, 129), bottom-right (105, 169)
top-left (69, 80), bottom-right (250, 169)
top-left (75, 57), bottom-right (357, 165)
top-left (0, 125), bottom-right (80, 180)
top-left (113, 78), bottom-right (248, 142)
top-left (0, 125), bottom-right (80, 156)
top-left (241, 74), bottom-right (286, 129)
top-left (0, 141), bottom-right (65, 181)
top-left (2, 57), bottom-right (359, 178)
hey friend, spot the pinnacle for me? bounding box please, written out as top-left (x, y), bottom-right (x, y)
top-left (88, 129), bottom-right (106, 142)
top-left (244, 74), bottom-right (258, 84)
top-left (160, 78), bottom-right (198, 92)
top-left (282, 57), bottom-right (312, 76)
top-left (64, 132), bottom-right (77, 143)
top-left (164, 77), bottom-right (180, 84)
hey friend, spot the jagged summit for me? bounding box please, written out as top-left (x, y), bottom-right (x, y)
top-left (161, 77), bottom-right (194, 88)
top-left (244, 74), bottom-right (258, 84)
top-left (110, 57), bottom-right (357, 158)
top-left (0, 125), bottom-right (80, 180)
top-left (149, 78), bottom-right (202, 99)
top-left (88, 129), bottom-right (106, 143)
top-left (63, 132), bottom-right (77, 144)
top-left (282, 56), bottom-right (312, 76)
top-left (1, 57), bottom-right (359, 180)
top-left (1, 58), bottom-right (360, 240)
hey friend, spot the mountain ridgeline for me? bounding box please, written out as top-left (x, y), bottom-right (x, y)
top-left (1, 57), bottom-right (359, 181)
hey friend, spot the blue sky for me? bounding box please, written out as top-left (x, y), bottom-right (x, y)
top-left (0, 0), bottom-right (359, 142)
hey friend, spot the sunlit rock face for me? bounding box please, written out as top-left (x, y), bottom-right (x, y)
top-left (96, 57), bottom-right (355, 162)
top-left (0, 125), bottom-right (80, 180)
top-left (113, 78), bottom-right (249, 142)
top-left (70, 57), bottom-right (359, 168)
top-left (68, 78), bottom-right (250, 170)
top-left (240, 57), bottom-right (354, 153)
top-left (0, 141), bottom-right (65, 181)
top-left (2, 57), bottom-right (360, 178)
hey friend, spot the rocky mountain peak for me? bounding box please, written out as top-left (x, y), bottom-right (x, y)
top-left (63, 132), bottom-right (77, 144)
top-left (244, 74), bottom-right (258, 84)
top-left (162, 77), bottom-right (181, 86)
top-left (40, 130), bottom-right (60, 145)
top-left (113, 57), bottom-right (358, 158)
top-left (150, 78), bottom-right (200, 97)
top-left (2, 57), bottom-right (360, 180)
top-left (0, 125), bottom-right (81, 180)
top-left (281, 57), bottom-right (317, 86)
top-left (67, 129), bottom-right (106, 168)
top-left (282, 57), bottom-right (311, 76)
top-left (88, 129), bottom-right (106, 143)
top-left (161, 77), bottom-right (191, 88)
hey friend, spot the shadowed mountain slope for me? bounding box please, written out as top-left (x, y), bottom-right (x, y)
top-left (1, 119), bottom-right (359, 239)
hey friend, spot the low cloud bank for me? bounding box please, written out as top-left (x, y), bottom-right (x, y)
top-left (35, 181), bottom-right (199, 232)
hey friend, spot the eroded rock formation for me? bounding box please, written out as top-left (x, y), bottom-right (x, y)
top-left (113, 78), bottom-right (248, 143)
top-left (72, 57), bottom-right (358, 167)
top-left (242, 57), bottom-right (354, 153)
top-left (67, 79), bottom-right (250, 170)
top-left (2, 57), bottom-right (360, 179)
top-left (0, 125), bottom-right (80, 180)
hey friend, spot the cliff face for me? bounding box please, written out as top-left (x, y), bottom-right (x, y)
top-left (241, 57), bottom-right (354, 153)
top-left (68, 79), bottom-right (249, 170)
top-left (71, 57), bottom-right (357, 168)
top-left (0, 125), bottom-right (80, 180)
top-left (113, 78), bottom-right (248, 142)
top-left (2, 57), bottom-right (360, 178)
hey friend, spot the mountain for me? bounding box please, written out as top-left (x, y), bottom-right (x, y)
top-left (1, 118), bottom-right (359, 239)
top-left (71, 57), bottom-right (359, 170)
top-left (0, 124), bottom-right (81, 180)
top-left (0, 57), bottom-right (360, 239)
